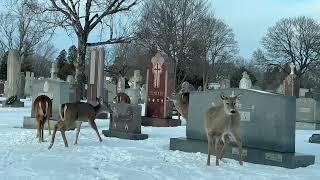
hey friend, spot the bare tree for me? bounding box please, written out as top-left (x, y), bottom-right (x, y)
top-left (256, 16), bottom-right (320, 78)
top-left (0, 0), bottom-right (54, 64)
top-left (196, 16), bottom-right (238, 90)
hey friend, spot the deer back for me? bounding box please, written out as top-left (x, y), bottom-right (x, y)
top-left (33, 95), bottom-right (52, 117)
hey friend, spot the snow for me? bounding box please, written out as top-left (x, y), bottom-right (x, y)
top-left (0, 99), bottom-right (320, 180)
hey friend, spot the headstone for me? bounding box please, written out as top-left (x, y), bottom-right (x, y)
top-left (180, 81), bottom-right (195, 93)
top-left (2, 50), bottom-right (24, 107)
top-left (296, 98), bottom-right (320, 130)
top-left (140, 84), bottom-right (147, 103)
top-left (239, 71), bottom-right (252, 89)
top-left (276, 84), bottom-right (284, 95)
top-left (87, 48), bottom-right (105, 104)
top-left (67, 75), bottom-right (78, 103)
top-left (24, 71), bottom-right (34, 97)
top-left (125, 70), bottom-right (142, 104)
top-left (169, 88), bottom-right (315, 169)
top-left (219, 79), bottom-right (231, 89)
top-left (102, 103), bottom-right (148, 140)
top-left (299, 88), bottom-right (308, 97)
top-left (284, 63), bottom-right (300, 97)
top-left (305, 89), bottom-right (320, 101)
top-left (23, 78), bottom-right (75, 130)
top-left (117, 76), bottom-right (126, 93)
top-left (50, 63), bottom-right (58, 79)
top-left (0, 80), bottom-right (4, 96)
top-left (19, 72), bottom-right (26, 98)
top-left (142, 52), bottom-right (180, 127)
top-left (105, 78), bottom-right (117, 103)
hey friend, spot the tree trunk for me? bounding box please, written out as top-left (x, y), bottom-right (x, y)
top-left (75, 36), bottom-right (88, 99)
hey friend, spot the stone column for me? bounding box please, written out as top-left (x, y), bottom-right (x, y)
top-left (284, 63), bottom-right (300, 97)
top-left (6, 49), bottom-right (21, 97)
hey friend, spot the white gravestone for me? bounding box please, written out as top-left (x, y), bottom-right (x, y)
top-left (239, 71), bottom-right (252, 89)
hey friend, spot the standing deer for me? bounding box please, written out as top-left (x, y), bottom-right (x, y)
top-left (166, 92), bottom-right (189, 120)
top-left (48, 97), bottom-right (110, 149)
top-left (33, 95), bottom-right (52, 142)
top-left (204, 93), bottom-right (243, 166)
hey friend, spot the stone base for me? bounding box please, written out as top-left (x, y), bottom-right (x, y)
top-left (309, 134), bottom-right (320, 144)
top-left (102, 130), bottom-right (148, 140)
top-left (23, 117), bottom-right (76, 130)
top-left (2, 100), bottom-right (24, 107)
top-left (141, 116), bottom-right (181, 127)
top-left (170, 137), bottom-right (315, 169)
top-left (296, 121), bottom-right (320, 130)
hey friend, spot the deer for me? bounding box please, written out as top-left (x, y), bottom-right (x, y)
top-left (204, 92), bottom-right (243, 166)
top-left (166, 92), bottom-right (190, 120)
top-left (48, 97), bottom-right (110, 149)
top-left (33, 95), bottom-right (52, 142)
top-left (114, 92), bottom-right (131, 104)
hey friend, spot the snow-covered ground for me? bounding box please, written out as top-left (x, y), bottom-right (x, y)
top-left (0, 99), bottom-right (320, 180)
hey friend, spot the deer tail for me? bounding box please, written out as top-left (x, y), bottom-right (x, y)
top-left (60, 104), bottom-right (67, 121)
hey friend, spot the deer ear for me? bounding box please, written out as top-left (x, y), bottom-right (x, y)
top-left (220, 94), bottom-right (225, 100)
top-left (235, 93), bottom-right (242, 100)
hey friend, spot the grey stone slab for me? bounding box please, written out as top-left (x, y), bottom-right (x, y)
top-left (2, 100), bottom-right (24, 107)
top-left (187, 88), bottom-right (296, 153)
top-left (23, 117), bottom-right (76, 130)
top-left (102, 130), bottom-right (148, 140)
top-left (141, 116), bottom-right (181, 127)
top-left (170, 137), bottom-right (315, 169)
top-left (296, 98), bottom-right (320, 124)
top-left (296, 122), bottom-right (320, 130)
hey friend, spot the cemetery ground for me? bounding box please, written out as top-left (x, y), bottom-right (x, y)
top-left (0, 98), bottom-right (320, 180)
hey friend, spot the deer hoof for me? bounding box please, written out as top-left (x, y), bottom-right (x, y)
top-left (239, 161), bottom-right (243, 166)
top-left (48, 144), bottom-right (53, 150)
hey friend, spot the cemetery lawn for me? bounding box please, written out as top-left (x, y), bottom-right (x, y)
top-left (0, 98), bottom-right (319, 180)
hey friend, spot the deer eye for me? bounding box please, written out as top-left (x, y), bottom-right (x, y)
top-left (226, 102), bottom-right (229, 105)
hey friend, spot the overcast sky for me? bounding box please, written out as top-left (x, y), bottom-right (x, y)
top-left (50, 0), bottom-right (320, 59)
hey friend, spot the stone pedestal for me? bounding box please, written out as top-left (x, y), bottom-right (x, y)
top-left (169, 89), bottom-right (315, 168)
top-left (102, 103), bottom-right (148, 140)
top-left (141, 117), bottom-right (181, 127)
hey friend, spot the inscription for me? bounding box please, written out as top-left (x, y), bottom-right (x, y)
top-left (298, 107), bottom-right (311, 113)
top-left (231, 147), bottom-right (247, 156)
top-left (265, 152), bottom-right (283, 162)
top-left (239, 111), bottom-right (251, 122)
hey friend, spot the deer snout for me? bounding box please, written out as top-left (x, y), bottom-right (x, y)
top-left (230, 109), bottom-right (236, 114)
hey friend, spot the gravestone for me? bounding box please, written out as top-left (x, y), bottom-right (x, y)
top-left (305, 89), bottom-right (320, 101)
top-left (0, 80), bottom-right (4, 96)
top-left (19, 72), bottom-right (26, 98)
top-left (67, 75), bottom-right (78, 103)
top-left (117, 76), bottom-right (126, 93)
top-left (296, 98), bottom-right (320, 130)
top-left (125, 70), bottom-right (142, 104)
top-left (284, 63), bottom-right (300, 97)
top-left (102, 103), bottom-right (148, 140)
top-left (2, 49), bottom-right (24, 107)
top-left (50, 63), bottom-right (58, 79)
top-left (180, 81), bottom-right (195, 93)
top-left (141, 52), bottom-right (180, 127)
top-left (87, 48), bottom-right (105, 104)
top-left (219, 79), bottom-right (231, 89)
top-left (24, 71), bottom-right (34, 97)
top-left (140, 84), bottom-right (147, 103)
top-left (23, 78), bottom-right (75, 130)
top-left (105, 78), bottom-right (117, 103)
top-left (170, 88), bottom-right (315, 169)
top-left (239, 71), bottom-right (252, 89)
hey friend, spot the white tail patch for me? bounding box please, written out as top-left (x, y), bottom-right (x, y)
top-left (39, 102), bottom-right (43, 116)
top-left (45, 101), bottom-right (48, 117)
top-left (59, 105), bottom-right (68, 121)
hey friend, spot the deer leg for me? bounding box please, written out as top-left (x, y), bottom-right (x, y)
top-left (74, 122), bottom-right (82, 145)
top-left (36, 117), bottom-right (40, 140)
top-left (234, 133), bottom-right (243, 166)
top-left (220, 136), bottom-right (230, 160)
top-left (88, 118), bottom-right (102, 142)
top-left (47, 117), bottom-right (51, 135)
top-left (215, 136), bottom-right (222, 166)
top-left (48, 122), bottom-right (59, 149)
top-left (206, 133), bottom-right (214, 166)
top-left (60, 128), bottom-right (69, 147)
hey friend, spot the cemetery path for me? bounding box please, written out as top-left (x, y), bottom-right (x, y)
top-left (0, 99), bottom-right (319, 179)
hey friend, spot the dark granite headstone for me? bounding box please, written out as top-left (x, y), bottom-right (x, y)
top-left (141, 52), bottom-right (181, 127)
top-left (102, 103), bottom-right (148, 140)
top-left (169, 88), bottom-right (315, 169)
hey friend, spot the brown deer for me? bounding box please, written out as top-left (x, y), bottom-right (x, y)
top-left (204, 93), bottom-right (243, 166)
top-left (48, 97), bottom-right (110, 149)
top-left (114, 92), bottom-right (131, 104)
top-left (33, 95), bottom-right (52, 142)
top-left (166, 92), bottom-right (189, 120)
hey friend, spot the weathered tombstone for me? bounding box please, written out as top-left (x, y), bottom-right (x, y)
top-left (125, 70), bottom-right (142, 104)
top-left (140, 84), bottom-right (147, 103)
top-left (239, 71), bottom-right (252, 89)
top-left (219, 79), bottom-right (231, 89)
top-left (284, 63), bottom-right (300, 97)
top-left (2, 50), bottom-right (24, 107)
top-left (117, 76), bottom-right (126, 93)
top-left (24, 71), bottom-right (34, 97)
top-left (296, 98), bottom-right (320, 130)
top-left (19, 72), bottom-right (26, 98)
top-left (67, 75), bottom-right (78, 103)
top-left (0, 80), bottom-right (4, 96)
top-left (102, 103), bottom-right (148, 140)
top-left (170, 88), bottom-right (315, 169)
top-left (141, 52), bottom-right (180, 127)
top-left (87, 48), bottom-right (105, 104)
top-left (23, 78), bottom-right (75, 130)
top-left (299, 88), bottom-right (308, 97)
top-left (105, 78), bottom-right (117, 103)
top-left (50, 63), bottom-right (58, 79)
top-left (180, 81), bottom-right (195, 93)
